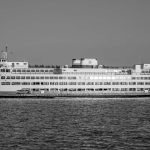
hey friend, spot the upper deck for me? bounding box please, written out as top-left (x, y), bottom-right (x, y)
top-left (0, 50), bottom-right (150, 75)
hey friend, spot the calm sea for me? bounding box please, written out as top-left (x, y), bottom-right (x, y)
top-left (0, 98), bottom-right (150, 150)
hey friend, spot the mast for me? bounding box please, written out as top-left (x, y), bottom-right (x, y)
top-left (0, 45), bottom-right (8, 62)
top-left (5, 45), bottom-right (8, 52)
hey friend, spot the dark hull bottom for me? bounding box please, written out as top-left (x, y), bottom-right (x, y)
top-left (0, 92), bottom-right (150, 98)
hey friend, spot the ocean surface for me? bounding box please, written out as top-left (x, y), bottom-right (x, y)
top-left (0, 98), bottom-right (150, 150)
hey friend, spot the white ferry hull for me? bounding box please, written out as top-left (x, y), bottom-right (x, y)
top-left (0, 91), bottom-right (150, 98)
top-left (1, 51), bottom-right (150, 98)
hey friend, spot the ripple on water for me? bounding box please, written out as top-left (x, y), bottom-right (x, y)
top-left (0, 98), bottom-right (150, 149)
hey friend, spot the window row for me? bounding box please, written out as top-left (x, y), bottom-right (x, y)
top-left (1, 76), bottom-right (76, 80)
top-left (132, 77), bottom-right (150, 80)
top-left (11, 69), bottom-right (118, 75)
top-left (0, 69), bottom-right (10, 72)
top-left (25, 88), bottom-right (150, 92)
top-left (2, 75), bottom-right (150, 80)
top-left (62, 72), bottom-right (129, 75)
top-left (12, 69), bottom-right (53, 73)
top-left (0, 68), bottom-right (132, 75)
top-left (1, 81), bottom-right (150, 86)
top-left (142, 70), bottom-right (150, 74)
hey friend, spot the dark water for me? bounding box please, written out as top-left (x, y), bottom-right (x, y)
top-left (0, 98), bottom-right (150, 150)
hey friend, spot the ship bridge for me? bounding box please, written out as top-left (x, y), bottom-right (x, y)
top-left (72, 58), bottom-right (99, 68)
top-left (0, 48), bottom-right (28, 69)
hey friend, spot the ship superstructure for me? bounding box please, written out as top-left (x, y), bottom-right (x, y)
top-left (1, 49), bottom-right (150, 97)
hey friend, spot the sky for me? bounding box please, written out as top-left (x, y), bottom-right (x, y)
top-left (0, 0), bottom-right (150, 66)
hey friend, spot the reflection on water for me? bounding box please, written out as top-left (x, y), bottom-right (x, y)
top-left (0, 98), bottom-right (150, 150)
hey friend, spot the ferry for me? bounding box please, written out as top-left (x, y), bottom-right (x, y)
top-left (0, 47), bottom-right (150, 98)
